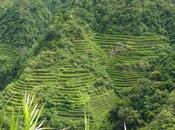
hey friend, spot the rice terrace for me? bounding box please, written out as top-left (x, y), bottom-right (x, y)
top-left (0, 0), bottom-right (175, 130)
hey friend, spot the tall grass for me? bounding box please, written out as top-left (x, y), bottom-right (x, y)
top-left (0, 93), bottom-right (49, 130)
top-left (22, 93), bottom-right (48, 130)
top-left (10, 109), bottom-right (19, 130)
top-left (84, 110), bottom-right (89, 130)
top-left (0, 109), bottom-right (6, 130)
top-left (0, 94), bottom-right (90, 130)
top-left (124, 122), bottom-right (127, 130)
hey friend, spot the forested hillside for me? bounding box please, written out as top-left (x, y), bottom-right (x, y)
top-left (0, 0), bottom-right (175, 130)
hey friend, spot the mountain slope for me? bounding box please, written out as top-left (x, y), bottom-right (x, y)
top-left (92, 33), bottom-right (170, 91)
top-left (0, 31), bottom-right (116, 130)
top-left (0, 0), bottom-right (63, 89)
top-left (0, 31), bottom-right (172, 130)
top-left (0, 1), bottom-right (175, 130)
top-left (0, 44), bottom-right (19, 88)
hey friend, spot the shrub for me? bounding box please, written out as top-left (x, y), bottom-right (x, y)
top-left (149, 70), bottom-right (162, 81)
top-left (0, 93), bottom-right (47, 130)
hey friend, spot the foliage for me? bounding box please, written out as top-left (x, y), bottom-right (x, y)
top-left (141, 107), bottom-right (175, 130)
top-left (0, 0), bottom-right (63, 89)
top-left (0, 0), bottom-right (175, 130)
top-left (22, 93), bottom-right (46, 130)
top-left (110, 50), bottom-right (175, 130)
top-left (84, 111), bottom-right (89, 130)
top-left (69, 0), bottom-right (175, 44)
top-left (0, 93), bottom-right (47, 130)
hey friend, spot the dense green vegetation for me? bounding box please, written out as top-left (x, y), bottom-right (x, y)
top-left (0, 44), bottom-right (19, 89)
top-left (92, 32), bottom-right (174, 130)
top-left (0, 0), bottom-right (175, 130)
top-left (75, 0), bottom-right (175, 43)
top-left (0, 0), bottom-right (62, 89)
top-left (110, 50), bottom-right (175, 130)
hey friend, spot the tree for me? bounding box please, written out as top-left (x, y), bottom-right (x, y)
top-left (125, 0), bottom-right (134, 6)
top-left (141, 108), bottom-right (175, 130)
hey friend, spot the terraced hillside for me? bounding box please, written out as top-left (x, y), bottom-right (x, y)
top-left (0, 44), bottom-right (18, 68)
top-left (2, 68), bottom-right (57, 112)
top-left (0, 44), bottom-right (19, 88)
top-left (92, 33), bottom-right (170, 91)
top-left (0, 37), bottom-right (116, 130)
top-left (1, 31), bottom-right (171, 129)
